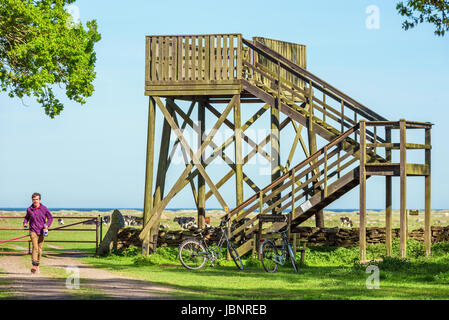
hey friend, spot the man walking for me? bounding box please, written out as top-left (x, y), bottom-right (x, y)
top-left (23, 193), bottom-right (53, 274)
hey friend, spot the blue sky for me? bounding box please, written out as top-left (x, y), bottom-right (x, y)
top-left (0, 0), bottom-right (448, 210)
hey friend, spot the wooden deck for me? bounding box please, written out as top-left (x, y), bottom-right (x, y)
top-left (144, 34), bottom-right (306, 97)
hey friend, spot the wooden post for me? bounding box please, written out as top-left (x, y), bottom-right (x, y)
top-left (252, 233), bottom-right (257, 258)
top-left (385, 127), bottom-right (392, 257)
top-left (271, 89), bottom-right (281, 214)
top-left (400, 119), bottom-right (407, 259)
top-left (359, 120), bottom-right (367, 262)
top-left (234, 95), bottom-right (244, 215)
top-left (258, 210), bottom-right (263, 260)
top-left (425, 127), bottom-right (431, 257)
top-left (142, 96), bottom-right (156, 256)
top-left (292, 233), bottom-right (297, 257)
top-left (307, 84), bottom-right (324, 227)
top-left (198, 99), bottom-right (206, 229)
top-left (151, 100), bottom-right (173, 252)
top-left (291, 168), bottom-right (296, 219)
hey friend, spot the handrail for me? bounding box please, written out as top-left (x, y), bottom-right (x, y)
top-left (243, 38), bottom-right (387, 122)
top-left (222, 123), bottom-right (360, 222)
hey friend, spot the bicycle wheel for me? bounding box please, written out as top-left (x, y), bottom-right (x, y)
top-left (287, 244), bottom-right (298, 273)
top-left (178, 239), bottom-right (207, 270)
top-left (260, 241), bottom-right (278, 273)
top-left (228, 243), bottom-right (244, 271)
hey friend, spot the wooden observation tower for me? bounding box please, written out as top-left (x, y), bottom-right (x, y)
top-left (138, 34), bottom-right (433, 261)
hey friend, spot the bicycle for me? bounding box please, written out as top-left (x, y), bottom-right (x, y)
top-left (178, 218), bottom-right (244, 271)
top-left (259, 227), bottom-right (298, 273)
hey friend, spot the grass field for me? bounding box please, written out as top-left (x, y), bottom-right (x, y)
top-left (2, 209), bottom-right (449, 300)
top-left (80, 240), bottom-right (449, 300)
top-left (2, 208), bottom-right (448, 255)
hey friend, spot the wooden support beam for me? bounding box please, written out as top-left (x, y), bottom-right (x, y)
top-left (168, 98), bottom-right (260, 196)
top-left (306, 86), bottom-right (324, 227)
top-left (234, 95), bottom-right (244, 214)
top-left (170, 106), bottom-right (199, 209)
top-left (400, 119), bottom-right (407, 259)
top-left (204, 112), bottom-right (291, 201)
top-left (154, 96), bottom-right (232, 210)
top-left (285, 116), bottom-right (306, 171)
top-left (198, 99), bottom-right (206, 229)
top-left (142, 97), bottom-right (156, 255)
top-left (385, 127), bottom-right (392, 257)
top-left (425, 127), bottom-right (431, 257)
top-left (166, 101), bottom-right (196, 169)
top-left (271, 87), bottom-right (281, 214)
top-left (149, 100), bottom-right (173, 253)
top-left (359, 120), bottom-right (367, 262)
top-left (139, 96), bottom-right (237, 241)
top-left (206, 102), bottom-right (271, 162)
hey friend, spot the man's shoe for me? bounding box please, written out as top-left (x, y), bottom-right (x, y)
top-left (31, 266), bottom-right (39, 274)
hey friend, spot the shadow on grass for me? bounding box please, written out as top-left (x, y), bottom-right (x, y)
top-left (80, 255), bottom-right (449, 300)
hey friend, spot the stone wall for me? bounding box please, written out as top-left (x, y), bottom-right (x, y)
top-left (115, 225), bottom-right (449, 250)
top-left (293, 225), bottom-right (449, 247)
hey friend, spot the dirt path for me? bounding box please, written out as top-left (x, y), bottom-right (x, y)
top-left (0, 255), bottom-right (176, 299)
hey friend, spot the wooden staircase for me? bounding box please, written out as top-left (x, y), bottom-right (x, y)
top-left (223, 38), bottom-right (390, 256)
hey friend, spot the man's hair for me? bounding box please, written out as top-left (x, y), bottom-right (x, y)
top-left (31, 192), bottom-right (41, 199)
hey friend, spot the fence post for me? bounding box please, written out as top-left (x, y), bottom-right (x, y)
top-left (359, 120), bottom-right (367, 262)
top-left (399, 119), bottom-right (407, 259)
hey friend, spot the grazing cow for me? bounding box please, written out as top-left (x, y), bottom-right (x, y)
top-left (173, 216), bottom-right (195, 228)
top-left (102, 216), bottom-right (111, 224)
top-left (123, 215), bottom-right (144, 226)
top-left (82, 219), bottom-right (97, 225)
top-left (340, 217), bottom-right (353, 228)
top-left (58, 218), bottom-right (65, 225)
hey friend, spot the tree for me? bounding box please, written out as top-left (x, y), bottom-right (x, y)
top-left (396, 0), bottom-right (449, 36)
top-left (0, 0), bottom-right (101, 118)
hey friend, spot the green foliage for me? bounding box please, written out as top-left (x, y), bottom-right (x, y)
top-left (396, 0), bottom-right (449, 36)
top-left (0, 0), bottom-right (101, 117)
top-left (132, 246), bottom-right (179, 266)
top-left (433, 272), bottom-right (449, 284)
top-left (368, 256), bottom-right (414, 271)
top-left (111, 245), bottom-right (140, 257)
top-left (244, 255), bottom-right (262, 268)
top-left (304, 246), bottom-right (360, 266)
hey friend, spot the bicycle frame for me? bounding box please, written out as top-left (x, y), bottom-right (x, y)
top-left (198, 225), bottom-right (231, 263)
top-left (264, 231), bottom-right (290, 265)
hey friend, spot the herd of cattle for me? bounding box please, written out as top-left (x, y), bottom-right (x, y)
top-left (57, 215), bottom-right (355, 229)
top-left (57, 215), bottom-right (199, 229)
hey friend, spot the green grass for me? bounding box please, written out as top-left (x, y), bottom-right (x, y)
top-left (0, 211), bottom-right (100, 254)
top-left (0, 269), bottom-right (14, 299)
top-left (80, 239), bottom-right (449, 300)
top-left (3, 210), bottom-right (449, 299)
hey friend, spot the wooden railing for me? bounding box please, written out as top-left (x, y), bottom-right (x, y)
top-left (242, 38), bottom-right (387, 145)
top-left (361, 120), bottom-right (432, 176)
top-left (226, 119), bottom-right (432, 246)
top-left (224, 124), bottom-right (363, 241)
top-left (146, 34), bottom-right (242, 83)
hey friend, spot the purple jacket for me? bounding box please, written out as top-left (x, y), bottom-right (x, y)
top-left (24, 204), bottom-right (53, 236)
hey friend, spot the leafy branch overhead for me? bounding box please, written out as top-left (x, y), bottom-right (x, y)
top-left (396, 0), bottom-right (449, 36)
top-left (0, 0), bottom-right (101, 118)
